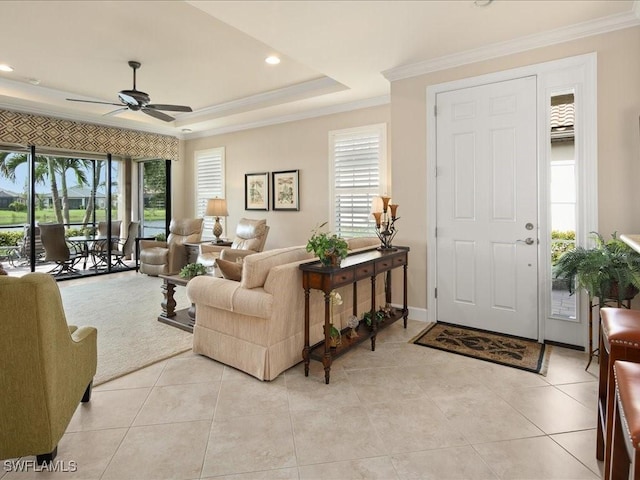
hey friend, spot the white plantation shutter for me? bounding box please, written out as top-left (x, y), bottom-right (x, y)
top-left (329, 124), bottom-right (387, 238)
top-left (195, 148), bottom-right (225, 239)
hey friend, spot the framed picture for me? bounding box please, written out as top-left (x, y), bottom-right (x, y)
top-left (272, 170), bottom-right (299, 211)
top-left (244, 172), bottom-right (269, 210)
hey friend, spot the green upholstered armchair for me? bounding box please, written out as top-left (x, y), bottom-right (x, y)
top-left (0, 273), bottom-right (97, 464)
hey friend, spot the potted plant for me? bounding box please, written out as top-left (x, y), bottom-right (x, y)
top-left (306, 222), bottom-right (349, 267)
top-left (179, 262), bottom-right (207, 279)
top-left (554, 232), bottom-right (640, 306)
top-left (363, 308), bottom-right (385, 328)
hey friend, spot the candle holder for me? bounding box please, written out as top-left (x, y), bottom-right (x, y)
top-left (371, 195), bottom-right (399, 250)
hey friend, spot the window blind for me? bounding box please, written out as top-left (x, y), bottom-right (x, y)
top-left (330, 125), bottom-right (386, 238)
top-left (195, 147), bottom-right (225, 239)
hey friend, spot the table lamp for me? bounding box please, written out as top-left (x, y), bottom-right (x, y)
top-left (206, 198), bottom-right (229, 243)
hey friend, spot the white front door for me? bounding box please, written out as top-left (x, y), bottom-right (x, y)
top-left (435, 76), bottom-right (538, 339)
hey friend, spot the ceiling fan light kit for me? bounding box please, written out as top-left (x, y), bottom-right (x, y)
top-left (66, 60), bottom-right (192, 122)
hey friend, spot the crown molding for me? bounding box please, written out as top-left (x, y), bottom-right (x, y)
top-left (185, 95), bottom-right (390, 139)
top-left (383, 9), bottom-right (640, 82)
top-left (182, 76), bottom-right (347, 123)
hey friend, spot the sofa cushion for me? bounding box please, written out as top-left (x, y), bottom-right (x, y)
top-left (240, 246), bottom-right (312, 289)
top-left (216, 258), bottom-right (243, 281)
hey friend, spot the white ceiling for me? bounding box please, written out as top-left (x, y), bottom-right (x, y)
top-left (0, 0), bottom-right (637, 139)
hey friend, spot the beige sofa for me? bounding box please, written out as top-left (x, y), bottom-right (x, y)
top-left (187, 238), bottom-right (384, 381)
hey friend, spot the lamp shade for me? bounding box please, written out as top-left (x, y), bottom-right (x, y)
top-left (370, 196), bottom-right (384, 214)
top-left (206, 198), bottom-right (228, 217)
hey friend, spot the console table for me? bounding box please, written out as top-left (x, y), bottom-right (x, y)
top-left (300, 246), bottom-right (409, 384)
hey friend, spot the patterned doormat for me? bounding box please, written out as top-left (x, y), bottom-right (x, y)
top-left (412, 322), bottom-right (551, 375)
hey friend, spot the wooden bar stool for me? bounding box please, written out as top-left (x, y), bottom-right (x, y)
top-left (610, 361), bottom-right (640, 480)
top-left (598, 308), bottom-right (640, 480)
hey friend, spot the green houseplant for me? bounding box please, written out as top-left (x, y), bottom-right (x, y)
top-left (179, 262), bottom-right (207, 279)
top-left (553, 232), bottom-right (640, 305)
top-left (306, 222), bottom-right (349, 267)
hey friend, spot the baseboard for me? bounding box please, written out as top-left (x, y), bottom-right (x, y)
top-left (391, 304), bottom-right (428, 322)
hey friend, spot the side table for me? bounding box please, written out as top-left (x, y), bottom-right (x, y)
top-left (184, 240), bottom-right (233, 264)
top-left (158, 273), bottom-right (197, 333)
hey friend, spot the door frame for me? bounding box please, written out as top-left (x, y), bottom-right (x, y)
top-left (426, 53), bottom-right (597, 347)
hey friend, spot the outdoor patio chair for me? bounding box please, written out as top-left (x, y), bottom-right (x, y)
top-left (39, 223), bottom-right (84, 276)
top-left (95, 221), bottom-right (139, 268)
top-left (17, 225), bottom-right (45, 264)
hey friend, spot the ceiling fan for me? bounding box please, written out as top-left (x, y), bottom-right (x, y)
top-left (66, 60), bottom-right (193, 122)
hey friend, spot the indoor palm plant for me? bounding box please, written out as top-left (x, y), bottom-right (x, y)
top-left (306, 222), bottom-right (349, 267)
top-left (553, 232), bottom-right (640, 305)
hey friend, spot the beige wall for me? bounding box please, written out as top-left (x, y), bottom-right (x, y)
top-left (180, 105), bottom-right (390, 249)
top-left (174, 26), bottom-right (640, 316)
top-left (391, 26), bottom-right (640, 311)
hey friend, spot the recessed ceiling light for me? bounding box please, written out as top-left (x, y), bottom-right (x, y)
top-left (181, 128), bottom-right (192, 133)
top-left (0, 64), bottom-right (14, 72)
top-left (28, 78), bottom-right (40, 85)
top-left (265, 56), bottom-right (280, 65)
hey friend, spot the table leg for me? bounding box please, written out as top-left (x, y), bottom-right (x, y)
top-left (403, 263), bottom-right (408, 327)
top-left (161, 280), bottom-right (176, 318)
top-left (323, 291), bottom-right (332, 384)
top-left (303, 287), bottom-right (311, 377)
top-left (370, 274), bottom-right (377, 351)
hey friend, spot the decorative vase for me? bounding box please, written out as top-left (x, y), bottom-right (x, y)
top-left (321, 253), bottom-right (341, 267)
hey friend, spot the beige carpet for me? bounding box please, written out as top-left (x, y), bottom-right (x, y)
top-left (58, 272), bottom-right (193, 385)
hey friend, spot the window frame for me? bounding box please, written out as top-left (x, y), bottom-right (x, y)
top-left (194, 147), bottom-right (226, 240)
top-left (328, 123), bottom-right (388, 237)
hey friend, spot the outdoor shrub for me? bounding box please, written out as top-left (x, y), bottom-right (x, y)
top-left (8, 201), bottom-right (27, 212)
top-left (0, 231), bottom-right (23, 246)
top-left (551, 230), bottom-right (576, 265)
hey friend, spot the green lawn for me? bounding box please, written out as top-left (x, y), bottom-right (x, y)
top-left (0, 208), bottom-right (166, 227)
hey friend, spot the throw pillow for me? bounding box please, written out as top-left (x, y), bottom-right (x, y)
top-left (216, 258), bottom-right (243, 281)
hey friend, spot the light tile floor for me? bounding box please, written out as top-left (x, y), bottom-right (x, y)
top-left (1, 319), bottom-right (603, 480)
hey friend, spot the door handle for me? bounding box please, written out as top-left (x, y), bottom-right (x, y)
top-left (516, 238), bottom-right (536, 245)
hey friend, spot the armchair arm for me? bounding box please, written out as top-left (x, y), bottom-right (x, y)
top-left (71, 326), bottom-right (98, 344)
top-left (200, 243), bottom-right (227, 255)
top-left (139, 239), bottom-right (167, 250)
top-left (219, 249), bottom-right (256, 263)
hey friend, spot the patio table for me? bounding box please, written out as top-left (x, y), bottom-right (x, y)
top-left (67, 235), bottom-right (118, 270)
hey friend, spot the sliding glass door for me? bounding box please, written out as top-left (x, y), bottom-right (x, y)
top-left (138, 159), bottom-right (169, 239)
top-left (0, 147), bottom-right (129, 277)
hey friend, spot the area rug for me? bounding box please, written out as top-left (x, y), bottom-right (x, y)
top-left (58, 272), bottom-right (193, 385)
top-left (412, 322), bottom-right (551, 375)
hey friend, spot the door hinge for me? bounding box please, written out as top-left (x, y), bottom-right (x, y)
top-left (434, 105), bottom-right (437, 116)
top-left (435, 227), bottom-right (437, 238)
top-left (435, 287), bottom-right (437, 298)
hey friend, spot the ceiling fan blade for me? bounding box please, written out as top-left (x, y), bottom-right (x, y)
top-left (146, 104), bottom-right (192, 112)
top-left (141, 108), bottom-right (175, 122)
top-left (103, 107), bottom-right (128, 117)
top-left (67, 98), bottom-right (122, 107)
